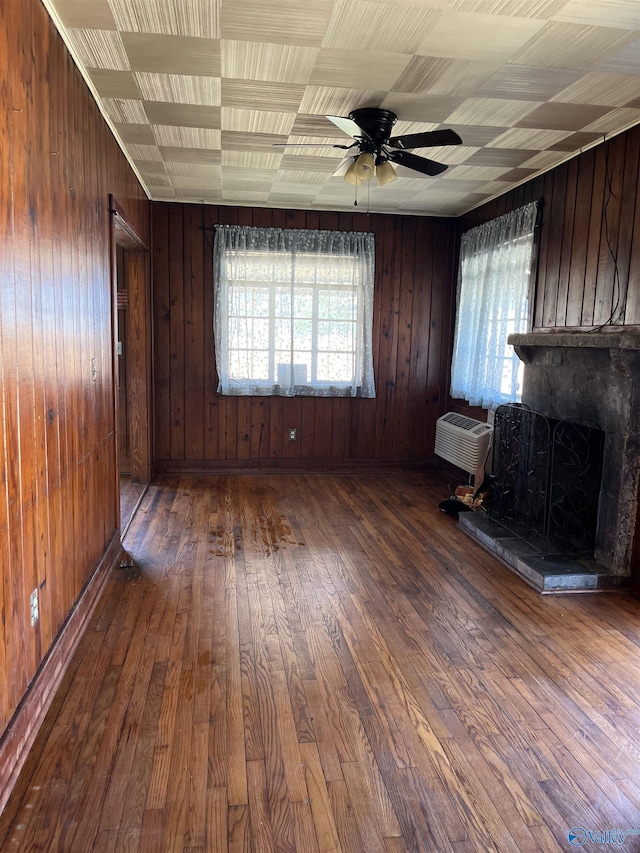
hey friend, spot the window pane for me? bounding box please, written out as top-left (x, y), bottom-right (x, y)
top-left (230, 317), bottom-right (269, 350)
top-left (293, 318), bottom-right (312, 350)
top-left (330, 291), bottom-right (356, 319)
top-left (274, 288), bottom-right (291, 318)
top-left (293, 288), bottom-right (313, 317)
top-left (230, 286), bottom-right (269, 317)
top-left (317, 351), bottom-right (354, 382)
top-left (229, 349), bottom-right (269, 380)
top-left (329, 321), bottom-right (355, 351)
top-left (275, 319), bottom-right (292, 350)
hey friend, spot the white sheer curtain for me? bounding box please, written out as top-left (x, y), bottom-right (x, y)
top-left (450, 201), bottom-right (538, 409)
top-left (214, 225), bottom-right (376, 397)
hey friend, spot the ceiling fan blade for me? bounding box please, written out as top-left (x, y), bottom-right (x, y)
top-left (331, 157), bottom-right (355, 177)
top-left (326, 115), bottom-right (371, 139)
top-left (387, 128), bottom-right (463, 150)
top-left (272, 142), bottom-right (356, 149)
top-left (388, 150), bottom-right (449, 176)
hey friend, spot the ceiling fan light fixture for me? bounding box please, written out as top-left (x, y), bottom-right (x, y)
top-left (343, 161), bottom-right (361, 185)
top-left (376, 160), bottom-right (397, 186)
top-left (353, 151), bottom-right (375, 181)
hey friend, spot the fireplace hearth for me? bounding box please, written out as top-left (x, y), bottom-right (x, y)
top-left (460, 330), bottom-right (640, 592)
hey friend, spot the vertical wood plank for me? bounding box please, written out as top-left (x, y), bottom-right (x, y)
top-left (169, 204), bottom-right (185, 460)
top-left (184, 205), bottom-right (205, 460)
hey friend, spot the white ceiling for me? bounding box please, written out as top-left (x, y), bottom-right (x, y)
top-left (45, 0), bottom-right (640, 216)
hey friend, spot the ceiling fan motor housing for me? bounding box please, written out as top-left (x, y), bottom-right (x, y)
top-left (348, 108), bottom-right (397, 152)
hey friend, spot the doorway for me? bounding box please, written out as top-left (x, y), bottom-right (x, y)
top-left (110, 197), bottom-right (151, 536)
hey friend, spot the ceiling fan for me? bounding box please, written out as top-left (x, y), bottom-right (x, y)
top-left (276, 108), bottom-right (463, 186)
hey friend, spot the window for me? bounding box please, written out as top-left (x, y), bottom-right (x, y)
top-left (450, 201), bottom-right (538, 410)
top-left (214, 225), bottom-right (376, 397)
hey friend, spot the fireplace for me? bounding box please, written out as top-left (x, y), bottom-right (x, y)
top-left (460, 329), bottom-right (640, 591)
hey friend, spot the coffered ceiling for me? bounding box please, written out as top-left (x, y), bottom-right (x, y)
top-left (44, 0), bottom-right (640, 216)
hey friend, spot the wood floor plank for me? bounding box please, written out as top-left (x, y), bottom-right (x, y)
top-left (3, 473), bottom-right (640, 852)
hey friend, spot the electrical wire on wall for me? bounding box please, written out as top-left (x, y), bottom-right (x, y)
top-left (589, 134), bottom-right (623, 332)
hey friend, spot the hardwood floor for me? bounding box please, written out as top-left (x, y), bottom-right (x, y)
top-left (2, 473), bottom-right (640, 852)
top-left (120, 474), bottom-right (147, 537)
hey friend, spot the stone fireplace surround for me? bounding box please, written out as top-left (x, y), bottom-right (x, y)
top-left (460, 329), bottom-right (640, 591)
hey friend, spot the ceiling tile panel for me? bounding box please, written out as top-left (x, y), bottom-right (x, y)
top-left (475, 65), bottom-right (584, 100)
top-left (166, 162), bottom-right (222, 177)
top-left (310, 48), bottom-right (412, 90)
top-left (114, 122), bottom-right (157, 144)
top-left (441, 164), bottom-right (512, 180)
top-left (448, 0), bottom-right (566, 16)
top-left (221, 108), bottom-right (296, 135)
top-left (275, 170), bottom-right (330, 185)
top-left (280, 154), bottom-right (346, 172)
top-left (134, 73), bottom-right (221, 106)
top-left (88, 69), bottom-right (142, 98)
top-left (222, 41), bottom-right (318, 84)
top-left (143, 102), bottom-right (221, 128)
top-left (222, 151), bottom-right (283, 169)
top-left (222, 79), bottom-right (306, 111)
top-left (512, 22), bottom-right (634, 70)
top-left (122, 33), bottom-right (221, 75)
top-left (582, 107), bottom-right (640, 135)
top-left (520, 149), bottom-right (574, 169)
top-left (221, 130), bottom-right (290, 151)
top-left (159, 147), bottom-right (222, 164)
top-left (380, 93), bottom-right (465, 121)
top-left (446, 97), bottom-right (542, 126)
top-left (67, 28), bottom-right (130, 70)
top-left (108, 0), bottom-right (220, 38)
top-left (416, 12), bottom-right (547, 61)
top-left (597, 38), bottom-right (640, 75)
top-left (486, 127), bottom-right (571, 148)
top-left (221, 0), bottom-right (334, 46)
top-left (465, 147), bottom-right (534, 166)
top-left (514, 101), bottom-right (613, 130)
top-left (321, 0), bottom-right (442, 52)
top-left (125, 143), bottom-right (163, 160)
top-left (393, 56), bottom-right (501, 96)
top-left (547, 131), bottom-right (604, 150)
top-left (299, 86), bottom-right (387, 115)
top-left (102, 97), bottom-right (148, 123)
top-left (53, 0), bottom-right (116, 28)
top-left (176, 187), bottom-right (221, 198)
top-left (551, 73), bottom-right (640, 107)
top-left (153, 126), bottom-right (222, 148)
top-left (552, 0), bottom-right (640, 30)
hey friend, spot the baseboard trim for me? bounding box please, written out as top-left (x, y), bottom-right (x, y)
top-left (153, 457), bottom-right (440, 475)
top-left (0, 532), bottom-right (122, 815)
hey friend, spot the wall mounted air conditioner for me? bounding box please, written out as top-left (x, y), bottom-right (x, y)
top-left (434, 412), bottom-right (493, 484)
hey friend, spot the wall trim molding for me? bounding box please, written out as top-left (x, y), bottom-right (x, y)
top-left (0, 533), bottom-right (122, 815)
top-left (153, 458), bottom-right (440, 475)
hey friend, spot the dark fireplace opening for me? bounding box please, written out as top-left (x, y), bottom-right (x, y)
top-left (460, 331), bottom-right (639, 590)
top-left (489, 404), bottom-right (604, 560)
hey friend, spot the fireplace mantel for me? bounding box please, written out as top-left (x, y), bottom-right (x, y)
top-left (509, 329), bottom-right (640, 358)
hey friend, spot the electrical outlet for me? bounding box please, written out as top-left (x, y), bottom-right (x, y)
top-left (30, 588), bottom-right (39, 627)
top-left (288, 428), bottom-right (297, 441)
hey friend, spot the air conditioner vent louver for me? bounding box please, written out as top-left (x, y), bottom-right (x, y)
top-left (434, 412), bottom-right (493, 476)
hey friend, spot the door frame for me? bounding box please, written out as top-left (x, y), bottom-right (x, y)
top-left (109, 195), bottom-right (151, 533)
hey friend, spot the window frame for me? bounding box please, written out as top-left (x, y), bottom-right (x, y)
top-left (213, 226), bottom-right (376, 398)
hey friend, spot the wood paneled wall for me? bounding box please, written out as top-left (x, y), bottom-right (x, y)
top-left (458, 124), bottom-right (640, 331)
top-left (0, 0), bottom-right (149, 739)
top-left (152, 205), bottom-right (457, 469)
